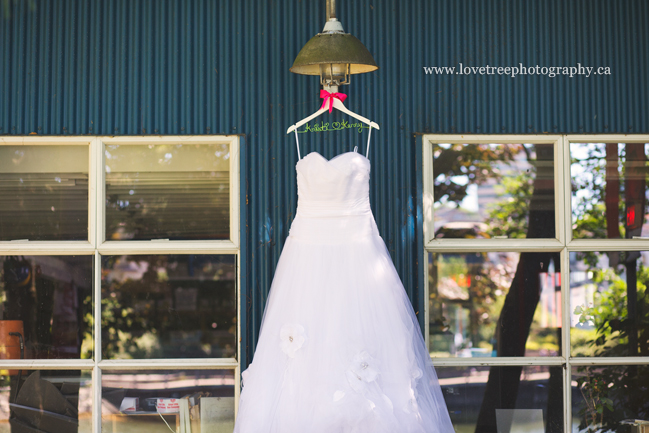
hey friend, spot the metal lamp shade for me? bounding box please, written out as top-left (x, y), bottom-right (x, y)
top-left (290, 33), bottom-right (378, 76)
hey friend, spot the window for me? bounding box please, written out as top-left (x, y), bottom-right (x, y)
top-left (424, 135), bottom-right (649, 433)
top-left (0, 135), bottom-right (240, 433)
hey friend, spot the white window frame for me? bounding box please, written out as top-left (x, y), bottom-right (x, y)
top-left (0, 135), bottom-right (242, 433)
top-left (423, 134), bottom-right (649, 433)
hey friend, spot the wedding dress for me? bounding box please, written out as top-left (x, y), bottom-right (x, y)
top-left (234, 149), bottom-right (454, 433)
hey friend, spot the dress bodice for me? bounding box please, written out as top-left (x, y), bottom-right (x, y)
top-left (290, 151), bottom-right (376, 243)
top-left (295, 152), bottom-right (371, 218)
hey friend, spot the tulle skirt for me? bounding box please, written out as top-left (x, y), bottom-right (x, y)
top-left (233, 212), bottom-right (454, 433)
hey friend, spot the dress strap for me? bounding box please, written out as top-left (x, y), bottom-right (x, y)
top-left (365, 125), bottom-right (373, 159)
top-left (294, 129), bottom-right (301, 160)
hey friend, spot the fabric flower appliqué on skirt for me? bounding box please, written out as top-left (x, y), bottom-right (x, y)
top-left (279, 323), bottom-right (306, 358)
top-left (346, 351), bottom-right (380, 392)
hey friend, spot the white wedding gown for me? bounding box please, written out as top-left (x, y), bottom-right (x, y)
top-left (234, 150), bottom-right (454, 433)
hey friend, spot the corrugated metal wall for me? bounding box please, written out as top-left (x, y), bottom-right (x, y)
top-left (1, 0), bottom-right (648, 369)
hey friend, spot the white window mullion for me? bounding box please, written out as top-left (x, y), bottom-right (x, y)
top-left (430, 356), bottom-right (565, 366)
top-left (569, 356), bottom-right (649, 366)
top-left (97, 358), bottom-right (239, 370)
top-left (0, 360), bottom-right (95, 369)
top-left (423, 247), bottom-right (430, 354)
top-left (561, 247), bottom-right (571, 363)
top-left (564, 134), bottom-right (649, 144)
top-left (92, 365), bottom-right (101, 433)
top-left (426, 239), bottom-right (564, 252)
top-left (555, 137), bottom-right (566, 245)
top-left (563, 358), bottom-right (572, 433)
top-left (562, 136), bottom-right (573, 246)
top-left (559, 137), bottom-right (572, 433)
top-left (234, 363), bottom-right (241, 417)
top-left (568, 239), bottom-right (649, 251)
top-left (88, 138), bottom-right (98, 247)
top-left (235, 248), bottom-right (241, 418)
top-left (97, 240), bottom-right (239, 255)
top-left (95, 139), bottom-right (106, 247)
top-left (93, 251), bottom-right (101, 433)
top-left (230, 136), bottom-right (241, 247)
top-left (0, 242), bottom-right (95, 255)
top-left (93, 139), bottom-right (103, 433)
top-left (236, 248), bottom-right (243, 378)
top-left (422, 138), bottom-right (435, 246)
top-left (561, 246), bottom-right (572, 433)
top-left (94, 251), bottom-right (102, 364)
top-left (422, 138), bottom-right (433, 352)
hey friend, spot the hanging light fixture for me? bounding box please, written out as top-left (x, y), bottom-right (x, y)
top-left (290, 0), bottom-right (378, 89)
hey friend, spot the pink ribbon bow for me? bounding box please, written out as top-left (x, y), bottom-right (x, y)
top-left (320, 89), bottom-right (347, 113)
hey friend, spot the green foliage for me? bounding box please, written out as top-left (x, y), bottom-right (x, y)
top-left (575, 364), bottom-right (649, 433)
top-left (485, 173), bottom-right (534, 238)
top-left (575, 369), bottom-right (615, 433)
top-left (99, 256), bottom-right (169, 359)
top-left (573, 262), bottom-right (649, 432)
top-left (572, 203), bottom-right (611, 239)
top-left (100, 290), bottom-right (151, 359)
top-left (574, 262), bottom-right (649, 358)
top-left (570, 143), bottom-right (629, 240)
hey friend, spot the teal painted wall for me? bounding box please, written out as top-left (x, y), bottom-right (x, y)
top-left (1, 0), bottom-right (647, 368)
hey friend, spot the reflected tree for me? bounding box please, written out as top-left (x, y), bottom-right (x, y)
top-left (433, 143), bottom-right (561, 432)
top-left (474, 143), bottom-right (562, 433)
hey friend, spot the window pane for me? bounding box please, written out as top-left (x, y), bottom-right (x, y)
top-left (105, 143), bottom-right (230, 240)
top-left (432, 142), bottom-right (555, 239)
top-left (0, 370), bottom-right (92, 432)
top-left (0, 255), bottom-right (93, 359)
top-left (0, 145), bottom-right (89, 240)
top-left (429, 252), bottom-right (562, 357)
top-left (571, 142), bottom-right (649, 239)
top-left (438, 365), bottom-right (563, 432)
top-left (101, 255), bottom-right (236, 359)
top-left (570, 250), bottom-right (649, 357)
top-left (101, 369), bottom-right (234, 433)
top-left (572, 365), bottom-right (649, 432)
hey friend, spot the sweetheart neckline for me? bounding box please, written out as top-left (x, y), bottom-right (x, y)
top-left (299, 151), bottom-right (370, 164)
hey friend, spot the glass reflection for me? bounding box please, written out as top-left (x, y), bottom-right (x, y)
top-left (572, 365), bottom-right (649, 432)
top-left (101, 255), bottom-right (236, 359)
top-left (0, 145), bottom-right (89, 241)
top-left (438, 365), bottom-right (563, 433)
top-left (0, 256), bottom-right (93, 360)
top-left (429, 252), bottom-right (561, 357)
top-left (570, 251), bottom-right (649, 357)
top-left (105, 143), bottom-right (230, 240)
top-left (433, 142), bottom-right (555, 239)
top-left (571, 142), bottom-right (649, 239)
top-left (0, 370), bottom-right (92, 433)
top-left (101, 369), bottom-right (234, 433)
